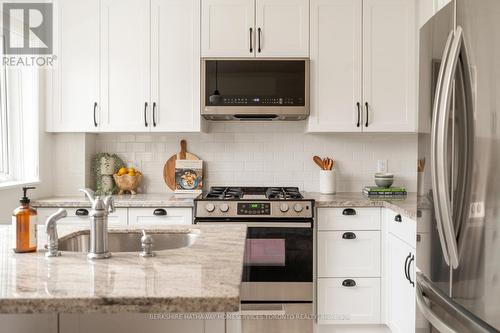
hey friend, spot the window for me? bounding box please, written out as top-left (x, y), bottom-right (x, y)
top-left (0, 52), bottom-right (39, 185)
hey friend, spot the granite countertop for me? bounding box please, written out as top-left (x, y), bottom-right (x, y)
top-left (0, 224), bottom-right (246, 314)
top-left (32, 192), bottom-right (423, 219)
top-left (32, 193), bottom-right (200, 208)
top-left (305, 192), bottom-right (421, 220)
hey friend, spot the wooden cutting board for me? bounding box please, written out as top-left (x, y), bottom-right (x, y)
top-left (163, 140), bottom-right (200, 190)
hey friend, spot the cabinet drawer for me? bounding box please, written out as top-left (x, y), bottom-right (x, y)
top-left (318, 231), bottom-right (380, 277)
top-left (37, 208), bottom-right (127, 227)
top-left (387, 209), bottom-right (416, 248)
top-left (318, 208), bottom-right (381, 230)
top-left (128, 208), bottom-right (192, 226)
top-left (317, 277), bottom-right (381, 324)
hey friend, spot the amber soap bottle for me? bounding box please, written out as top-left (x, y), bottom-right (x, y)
top-left (12, 186), bottom-right (38, 253)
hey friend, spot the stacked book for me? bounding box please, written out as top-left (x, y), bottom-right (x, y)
top-left (362, 186), bottom-right (407, 197)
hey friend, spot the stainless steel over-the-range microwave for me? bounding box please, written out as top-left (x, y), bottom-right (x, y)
top-left (201, 58), bottom-right (309, 121)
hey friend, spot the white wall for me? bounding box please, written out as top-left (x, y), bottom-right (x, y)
top-left (94, 122), bottom-right (418, 194)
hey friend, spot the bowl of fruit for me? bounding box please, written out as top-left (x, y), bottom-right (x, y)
top-left (113, 167), bottom-right (143, 195)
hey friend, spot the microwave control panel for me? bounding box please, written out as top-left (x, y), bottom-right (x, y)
top-left (214, 96), bottom-right (304, 106)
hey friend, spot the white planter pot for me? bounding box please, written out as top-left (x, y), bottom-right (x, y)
top-left (319, 170), bottom-right (336, 194)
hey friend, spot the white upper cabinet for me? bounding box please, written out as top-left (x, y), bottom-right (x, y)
top-left (255, 0), bottom-right (309, 57)
top-left (201, 0), bottom-right (255, 57)
top-left (100, 0), bottom-right (151, 132)
top-left (50, 0), bottom-right (100, 132)
top-left (201, 0), bottom-right (309, 57)
top-left (151, 0), bottom-right (201, 132)
top-left (308, 0), bottom-right (362, 132)
top-left (308, 0), bottom-right (416, 133)
top-left (362, 0), bottom-right (416, 132)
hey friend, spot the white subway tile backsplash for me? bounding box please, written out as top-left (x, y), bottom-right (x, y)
top-left (93, 123), bottom-right (417, 193)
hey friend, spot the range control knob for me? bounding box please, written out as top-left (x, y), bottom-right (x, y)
top-left (205, 203), bottom-right (215, 212)
top-left (219, 203), bottom-right (230, 213)
top-left (279, 203), bottom-right (289, 212)
top-left (293, 204), bottom-right (304, 213)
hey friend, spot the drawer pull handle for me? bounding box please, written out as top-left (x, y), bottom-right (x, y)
top-left (75, 209), bottom-right (89, 216)
top-left (394, 214), bottom-right (402, 222)
top-left (342, 208), bottom-right (356, 216)
top-left (342, 232), bottom-right (357, 240)
top-left (342, 279), bottom-right (356, 287)
top-left (153, 209), bottom-right (167, 216)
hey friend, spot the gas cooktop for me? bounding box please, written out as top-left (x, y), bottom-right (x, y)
top-left (203, 186), bottom-right (304, 200)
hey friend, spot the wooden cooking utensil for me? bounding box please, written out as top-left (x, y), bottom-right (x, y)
top-left (313, 156), bottom-right (324, 170)
top-left (163, 140), bottom-right (200, 191)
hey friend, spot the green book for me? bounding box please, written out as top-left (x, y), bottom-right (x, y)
top-left (363, 186), bottom-right (407, 193)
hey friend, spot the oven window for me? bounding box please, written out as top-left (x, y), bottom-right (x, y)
top-left (205, 60), bottom-right (306, 106)
top-left (242, 227), bottom-right (313, 282)
top-left (244, 239), bottom-right (286, 266)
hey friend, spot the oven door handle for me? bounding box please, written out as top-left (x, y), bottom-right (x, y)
top-left (240, 303), bottom-right (286, 316)
top-left (196, 221), bottom-right (312, 228)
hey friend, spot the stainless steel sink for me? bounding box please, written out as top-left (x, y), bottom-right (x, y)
top-left (58, 230), bottom-right (198, 253)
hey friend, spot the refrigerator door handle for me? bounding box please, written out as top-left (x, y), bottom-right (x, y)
top-left (416, 272), bottom-right (498, 333)
top-left (436, 27), bottom-right (468, 269)
top-left (431, 29), bottom-right (455, 267)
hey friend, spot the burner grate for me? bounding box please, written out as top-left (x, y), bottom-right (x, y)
top-left (205, 187), bottom-right (244, 199)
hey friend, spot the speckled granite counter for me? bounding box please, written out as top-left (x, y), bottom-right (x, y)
top-left (32, 193), bottom-right (199, 208)
top-left (304, 192), bottom-right (420, 220)
top-left (0, 224), bottom-right (246, 314)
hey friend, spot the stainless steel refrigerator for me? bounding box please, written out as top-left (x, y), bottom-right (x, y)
top-left (417, 0), bottom-right (500, 332)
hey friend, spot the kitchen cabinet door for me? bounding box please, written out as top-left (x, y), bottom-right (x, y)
top-left (50, 0), bottom-right (100, 132)
top-left (362, 0), bottom-right (416, 132)
top-left (387, 234), bottom-right (415, 333)
top-left (255, 0), bottom-right (309, 57)
top-left (151, 0), bottom-right (201, 132)
top-left (308, 0), bottom-right (362, 132)
top-left (100, 0), bottom-right (151, 132)
top-left (317, 277), bottom-right (381, 324)
top-left (317, 230), bottom-right (381, 277)
top-left (201, 0), bottom-right (255, 57)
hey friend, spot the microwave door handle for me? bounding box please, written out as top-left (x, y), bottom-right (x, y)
top-left (431, 29), bottom-right (454, 267)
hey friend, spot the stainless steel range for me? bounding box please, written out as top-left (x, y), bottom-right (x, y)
top-left (194, 187), bottom-right (314, 333)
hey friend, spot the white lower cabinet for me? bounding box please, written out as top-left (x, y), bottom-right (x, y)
top-left (387, 233), bottom-right (415, 333)
top-left (128, 207), bottom-right (192, 226)
top-left (37, 208), bottom-right (128, 227)
top-left (317, 231), bottom-right (380, 277)
top-left (318, 278), bottom-right (381, 325)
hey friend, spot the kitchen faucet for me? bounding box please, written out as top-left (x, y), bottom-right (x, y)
top-left (80, 188), bottom-right (115, 259)
top-left (45, 208), bottom-right (68, 257)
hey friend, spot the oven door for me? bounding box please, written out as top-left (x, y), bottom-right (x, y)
top-left (197, 220), bottom-right (313, 302)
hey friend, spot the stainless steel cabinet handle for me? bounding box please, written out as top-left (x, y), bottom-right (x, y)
top-left (144, 102), bottom-right (148, 127)
top-left (407, 255), bottom-right (415, 286)
top-left (257, 27), bottom-right (262, 53)
top-left (93, 102), bottom-right (98, 127)
top-left (364, 102), bottom-right (369, 127)
top-left (152, 102), bottom-right (157, 127)
top-left (356, 102), bottom-right (361, 127)
top-left (249, 27), bottom-right (253, 53)
top-left (430, 29), bottom-right (454, 267)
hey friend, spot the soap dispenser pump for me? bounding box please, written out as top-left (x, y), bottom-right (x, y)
top-left (12, 186), bottom-right (38, 253)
